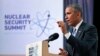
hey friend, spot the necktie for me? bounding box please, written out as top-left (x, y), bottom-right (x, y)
top-left (72, 28), bottom-right (76, 36)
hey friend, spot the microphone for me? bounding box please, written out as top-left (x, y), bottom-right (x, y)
top-left (46, 33), bottom-right (59, 42)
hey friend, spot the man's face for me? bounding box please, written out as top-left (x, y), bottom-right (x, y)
top-left (65, 7), bottom-right (80, 26)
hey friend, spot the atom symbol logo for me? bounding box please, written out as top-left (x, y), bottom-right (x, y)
top-left (30, 10), bottom-right (55, 37)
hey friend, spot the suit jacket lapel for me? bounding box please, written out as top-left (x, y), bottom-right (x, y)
top-left (75, 22), bottom-right (85, 38)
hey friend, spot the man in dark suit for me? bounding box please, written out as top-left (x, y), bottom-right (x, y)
top-left (57, 4), bottom-right (98, 56)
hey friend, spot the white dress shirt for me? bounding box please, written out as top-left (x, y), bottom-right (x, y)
top-left (65, 19), bottom-right (83, 39)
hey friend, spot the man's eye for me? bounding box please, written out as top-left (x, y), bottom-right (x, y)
top-left (67, 12), bottom-right (71, 14)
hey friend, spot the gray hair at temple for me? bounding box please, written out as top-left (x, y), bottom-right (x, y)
top-left (66, 4), bottom-right (83, 17)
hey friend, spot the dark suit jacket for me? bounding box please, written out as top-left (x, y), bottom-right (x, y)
top-left (64, 22), bottom-right (98, 56)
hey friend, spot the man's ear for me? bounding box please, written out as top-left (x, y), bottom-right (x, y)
top-left (77, 12), bottom-right (81, 17)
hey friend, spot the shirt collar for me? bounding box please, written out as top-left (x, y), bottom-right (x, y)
top-left (73, 19), bottom-right (83, 30)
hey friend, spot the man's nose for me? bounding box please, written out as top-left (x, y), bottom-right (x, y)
top-left (65, 15), bottom-right (68, 19)
top-left (64, 16), bottom-right (68, 22)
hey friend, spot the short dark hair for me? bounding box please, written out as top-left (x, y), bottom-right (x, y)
top-left (67, 4), bottom-right (83, 17)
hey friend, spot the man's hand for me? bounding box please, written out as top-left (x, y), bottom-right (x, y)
top-left (57, 21), bottom-right (68, 34)
top-left (59, 48), bottom-right (68, 56)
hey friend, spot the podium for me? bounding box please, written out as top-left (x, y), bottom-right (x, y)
top-left (26, 41), bottom-right (61, 56)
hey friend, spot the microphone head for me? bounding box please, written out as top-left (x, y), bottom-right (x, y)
top-left (48, 33), bottom-right (59, 42)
